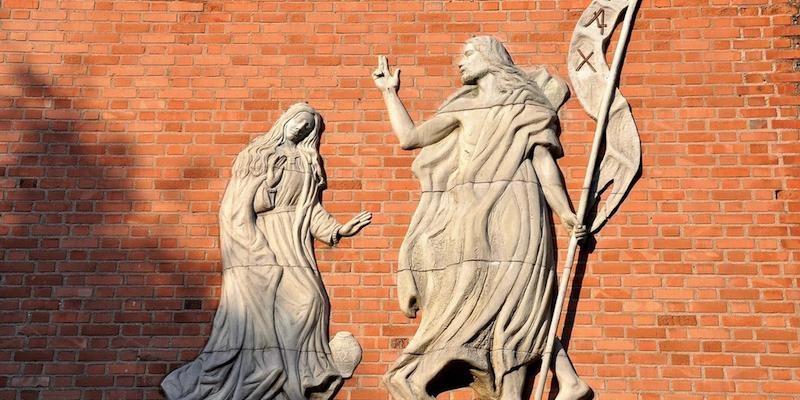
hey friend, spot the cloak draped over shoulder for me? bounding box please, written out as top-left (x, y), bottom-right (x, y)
top-left (387, 85), bottom-right (564, 395)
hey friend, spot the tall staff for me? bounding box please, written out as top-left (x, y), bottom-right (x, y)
top-left (533, 1), bottom-right (642, 399)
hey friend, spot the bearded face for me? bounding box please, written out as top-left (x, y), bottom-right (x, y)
top-left (458, 43), bottom-right (492, 85)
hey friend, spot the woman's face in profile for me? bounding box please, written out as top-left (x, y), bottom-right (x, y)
top-left (284, 111), bottom-right (315, 143)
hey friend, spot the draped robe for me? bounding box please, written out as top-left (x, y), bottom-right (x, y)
top-left (161, 151), bottom-right (344, 400)
top-left (385, 85), bottom-right (563, 397)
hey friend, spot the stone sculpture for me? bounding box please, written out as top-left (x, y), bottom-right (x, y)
top-left (161, 103), bottom-right (371, 400)
top-left (373, 37), bottom-right (591, 400)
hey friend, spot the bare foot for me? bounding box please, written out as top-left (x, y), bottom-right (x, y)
top-left (554, 379), bottom-right (592, 400)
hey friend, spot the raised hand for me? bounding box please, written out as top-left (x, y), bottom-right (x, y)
top-left (266, 155), bottom-right (287, 187)
top-left (372, 55), bottom-right (400, 93)
top-left (338, 211), bottom-right (372, 238)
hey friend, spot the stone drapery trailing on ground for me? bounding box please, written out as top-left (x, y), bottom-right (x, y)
top-left (161, 103), bottom-right (369, 400)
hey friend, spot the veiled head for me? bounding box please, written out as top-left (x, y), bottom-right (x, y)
top-left (275, 102), bottom-right (323, 147)
top-left (233, 103), bottom-right (324, 178)
top-left (283, 110), bottom-right (316, 144)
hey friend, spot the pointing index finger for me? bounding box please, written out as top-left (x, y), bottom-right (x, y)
top-left (379, 55), bottom-right (388, 72)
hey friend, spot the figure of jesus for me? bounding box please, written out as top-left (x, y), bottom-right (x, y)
top-left (373, 36), bottom-right (592, 400)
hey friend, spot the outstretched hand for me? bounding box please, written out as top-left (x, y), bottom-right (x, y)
top-left (339, 211), bottom-right (372, 238)
top-left (372, 55), bottom-right (400, 93)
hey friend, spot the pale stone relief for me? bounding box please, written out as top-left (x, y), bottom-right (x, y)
top-left (567, 0), bottom-right (641, 234)
top-left (161, 103), bottom-right (371, 400)
top-left (373, 37), bottom-right (592, 400)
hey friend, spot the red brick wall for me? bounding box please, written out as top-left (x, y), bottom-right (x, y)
top-left (1, 1), bottom-right (798, 399)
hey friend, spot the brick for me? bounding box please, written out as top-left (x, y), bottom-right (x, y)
top-left (0, 2), bottom-right (798, 399)
top-left (14, 351), bottom-right (53, 362)
top-left (8, 376), bottom-right (50, 387)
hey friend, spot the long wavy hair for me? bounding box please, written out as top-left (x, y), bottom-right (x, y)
top-left (232, 102), bottom-right (325, 186)
top-left (466, 36), bottom-right (566, 109)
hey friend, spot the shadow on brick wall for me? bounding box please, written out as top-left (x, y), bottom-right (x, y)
top-left (0, 67), bottom-right (215, 399)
